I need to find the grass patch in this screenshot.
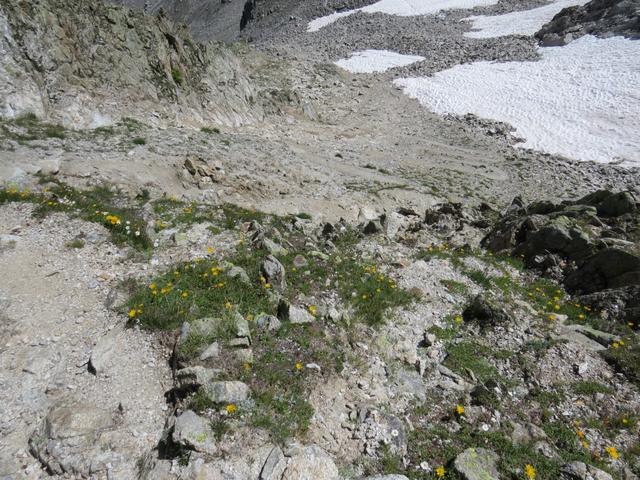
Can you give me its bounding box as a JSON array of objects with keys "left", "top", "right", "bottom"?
[
  {"left": 0, "top": 113, "right": 66, "bottom": 144},
  {"left": 201, "top": 127, "right": 220, "bottom": 134},
  {"left": 132, "top": 137, "right": 146, "bottom": 145},
  {"left": 65, "top": 238, "right": 85, "bottom": 249},
  {"left": 126, "top": 245, "right": 272, "bottom": 331},
  {"left": 571, "top": 381, "right": 613, "bottom": 396},
  {"left": 171, "top": 67, "right": 183, "bottom": 85},
  {"left": 442, "top": 341, "right": 501, "bottom": 383},
  {"left": 601, "top": 336, "right": 640, "bottom": 387},
  {"left": 1, "top": 181, "right": 151, "bottom": 250}
]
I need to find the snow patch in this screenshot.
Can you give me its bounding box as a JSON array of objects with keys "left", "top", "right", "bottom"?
[
  {"left": 307, "top": 0, "right": 499, "bottom": 32},
  {"left": 393, "top": 36, "right": 640, "bottom": 165},
  {"left": 463, "top": 0, "right": 590, "bottom": 38},
  {"left": 335, "top": 50, "right": 425, "bottom": 73}
]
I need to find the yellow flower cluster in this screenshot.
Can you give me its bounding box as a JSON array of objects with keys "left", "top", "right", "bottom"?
[
  {"left": 435, "top": 466, "right": 446, "bottom": 477},
  {"left": 260, "top": 276, "right": 272, "bottom": 289},
  {"left": 105, "top": 214, "right": 122, "bottom": 225},
  {"left": 525, "top": 463, "right": 536, "bottom": 479}
]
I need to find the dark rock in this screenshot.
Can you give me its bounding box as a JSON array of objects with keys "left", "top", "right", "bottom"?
[
  {"left": 536, "top": 0, "right": 640, "bottom": 46},
  {"left": 565, "top": 248, "right": 640, "bottom": 294},
  {"left": 463, "top": 295, "right": 511, "bottom": 328}
]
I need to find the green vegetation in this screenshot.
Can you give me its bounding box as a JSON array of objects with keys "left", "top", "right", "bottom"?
[
  {"left": 132, "top": 137, "right": 146, "bottom": 145},
  {"left": 171, "top": 67, "right": 183, "bottom": 85},
  {"left": 201, "top": 127, "right": 220, "bottom": 134},
  {"left": 1, "top": 180, "right": 151, "bottom": 250},
  {"left": 571, "top": 381, "right": 614, "bottom": 396},
  {"left": 440, "top": 279, "right": 468, "bottom": 295},
  {"left": 442, "top": 341, "right": 502, "bottom": 383},
  {"left": 602, "top": 336, "right": 640, "bottom": 387},
  {"left": 0, "top": 113, "right": 66, "bottom": 145}
]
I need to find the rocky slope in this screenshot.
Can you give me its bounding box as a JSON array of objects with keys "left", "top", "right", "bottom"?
[
  {"left": 0, "top": 0, "right": 265, "bottom": 128},
  {"left": 1, "top": 178, "right": 639, "bottom": 480},
  {"left": 1, "top": 0, "right": 640, "bottom": 479}
]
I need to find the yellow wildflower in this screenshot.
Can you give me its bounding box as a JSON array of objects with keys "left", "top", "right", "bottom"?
[
  {"left": 554, "top": 304, "right": 561, "bottom": 310},
  {"left": 581, "top": 440, "right": 589, "bottom": 449},
  {"left": 225, "top": 404, "right": 237, "bottom": 414},
  {"left": 576, "top": 430, "right": 585, "bottom": 439},
  {"left": 435, "top": 466, "right": 446, "bottom": 477},
  {"left": 612, "top": 342, "right": 620, "bottom": 349},
  {"left": 295, "top": 362, "right": 303, "bottom": 371},
  {"left": 605, "top": 446, "right": 619, "bottom": 460},
  {"left": 128, "top": 309, "right": 137, "bottom": 318},
  {"left": 225, "top": 302, "right": 233, "bottom": 309},
  {"left": 181, "top": 292, "right": 189, "bottom": 298},
  {"left": 308, "top": 305, "right": 317, "bottom": 315},
  {"left": 454, "top": 315, "right": 463, "bottom": 324},
  {"left": 207, "top": 247, "right": 215, "bottom": 254},
  {"left": 525, "top": 463, "right": 536, "bottom": 479},
  {"left": 456, "top": 405, "right": 465, "bottom": 415},
  {"left": 548, "top": 314, "right": 556, "bottom": 321}
]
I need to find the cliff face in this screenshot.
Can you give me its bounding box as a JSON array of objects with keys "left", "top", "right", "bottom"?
[
  {"left": 0, "top": 0, "right": 263, "bottom": 128},
  {"left": 107, "top": 0, "right": 254, "bottom": 42}
]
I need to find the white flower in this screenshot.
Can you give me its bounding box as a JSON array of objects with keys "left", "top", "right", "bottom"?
[
  {"left": 135, "top": 231, "right": 140, "bottom": 237},
  {"left": 390, "top": 429, "right": 399, "bottom": 438},
  {"left": 420, "top": 461, "right": 431, "bottom": 471}
]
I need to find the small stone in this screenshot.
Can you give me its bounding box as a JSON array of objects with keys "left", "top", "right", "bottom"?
[
  {"left": 292, "top": 255, "right": 308, "bottom": 268},
  {"left": 172, "top": 232, "right": 188, "bottom": 246},
  {"left": 229, "top": 337, "right": 251, "bottom": 348},
  {"left": 281, "top": 445, "right": 339, "bottom": 480},
  {"left": 227, "top": 266, "right": 250, "bottom": 284}
]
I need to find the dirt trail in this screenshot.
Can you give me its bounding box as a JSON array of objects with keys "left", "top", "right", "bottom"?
[{"left": 0, "top": 203, "right": 171, "bottom": 479}]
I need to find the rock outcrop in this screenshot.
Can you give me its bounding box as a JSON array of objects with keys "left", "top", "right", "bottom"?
[
  {"left": 482, "top": 190, "right": 640, "bottom": 324},
  {"left": 0, "top": 0, "right": 262, "bottom": 128},
  {"left": 536, "top": 0, "right": 640, "bottom": 46}
]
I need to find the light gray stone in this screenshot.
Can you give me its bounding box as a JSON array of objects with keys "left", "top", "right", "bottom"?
[
  {"left": 261, "top": 255, "right": 286, "bottom": 290},
  {"left": 199, "top": 342, "right": 220, "bottom": 361},
  {"left": 282, "top": 445, "right": 339, "bottom": 480},
  {"left": 202, "top": 381, "right": 250, "bottom": 403},
  {"left": 173, "top": 410, "right": 216, "bottom": 455},
  {"left": 260, "top": 446, "right": 287, "bottom": 480},
  {"left": 256, "top": 314, "right": 282, "bottom": 331}
]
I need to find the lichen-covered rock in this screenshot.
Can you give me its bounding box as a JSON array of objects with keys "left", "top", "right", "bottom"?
[
  {"left": 453, "top": 448, "right": 500, "bottom": 480},
  {"left": 172, "top": 410, "right": 216, "bottom": 455}
]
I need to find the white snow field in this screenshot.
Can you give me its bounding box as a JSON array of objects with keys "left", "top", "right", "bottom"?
[
  {"left": 308, "top": 0, "right": 499, "bottom": 32},
  {"left": 335, "top": 50, "right": 425, "bottom": 73},
  {"left": 463, "top": 0, "right": 590, "bottom": 38},
  {"left": 394, "top": 36, "right": 640, "bottom": 165}
]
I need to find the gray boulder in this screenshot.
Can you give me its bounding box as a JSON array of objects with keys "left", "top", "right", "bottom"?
[
  {"left": 172, "top": 410, "right": 216, "bottom": 455},
  {"left": 261, "top": 255, "right": 286, "bottom": 290}
]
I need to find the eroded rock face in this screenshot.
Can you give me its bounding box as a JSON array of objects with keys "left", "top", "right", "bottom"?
[
  {"left": 0, "top": 0, "right": 262, "bottom": 128},
  {"left": 29, "top": 404, "right": 129, "bottom": 477}
]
